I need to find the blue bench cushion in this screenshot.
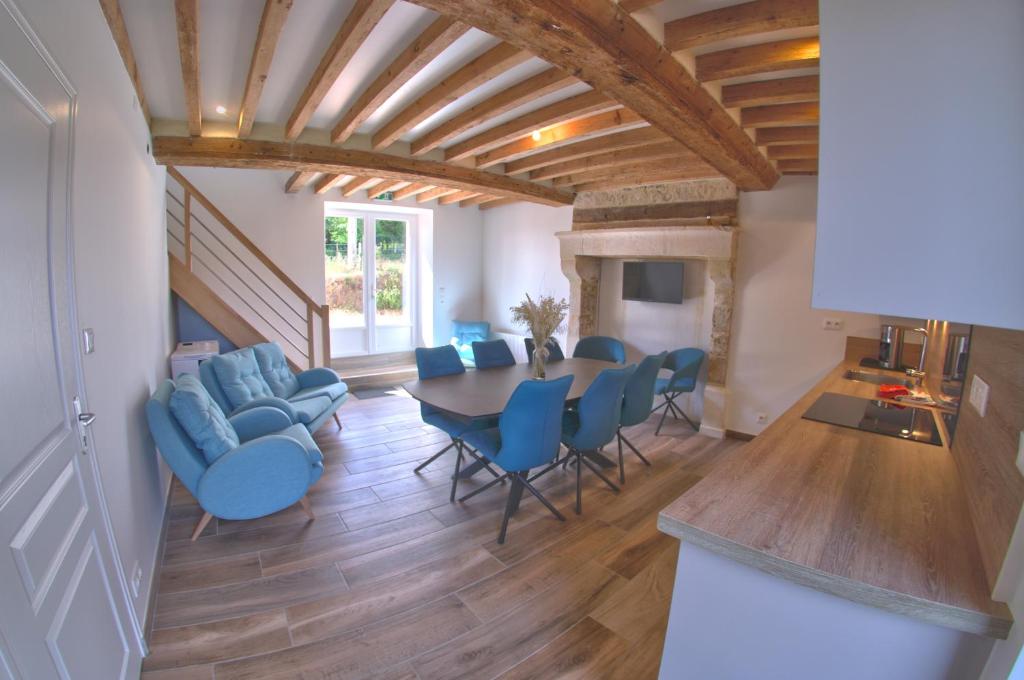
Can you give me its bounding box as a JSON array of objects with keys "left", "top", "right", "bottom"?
[
  {"left": 291, "top": 396, "right": 332, "bottom": 425},
  {"left": 291, "top": 382, "right": 348, "bottom": 402},
  {"left": 211, "top": 348, "right": 275, "bottom": 410},
  {"left": 253, "top": 342, "right": 300, "bottom": 399},
  {"left": 169, "top": 375, "right": 240, "bottom": 464}
]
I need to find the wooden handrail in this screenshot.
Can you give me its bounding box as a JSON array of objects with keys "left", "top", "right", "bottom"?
[{"left": 167, "top": 166, "right": 320, "bottom": 311}]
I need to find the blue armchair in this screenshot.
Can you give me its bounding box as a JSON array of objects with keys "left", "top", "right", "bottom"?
[
  {"left": 572, "top": 336, "right": 626, "bottom": 364},
  {"left": 617, "top": 352, "right": 667, "bottom": 482},
  {"left": 199, "top": 342, "right": 348, "bottom": 433},
  {"left": 450, "top": 320, "right": 491, "bottom": 366},
  {"left": 653, "top": 348, "right": 705, "bottom": 435},
  {"left": 146, "top": 375, "right": 324, "bottom": 541}
]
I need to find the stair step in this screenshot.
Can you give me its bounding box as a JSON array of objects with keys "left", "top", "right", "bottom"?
[{"left": 332, "top": 353, "right": 418, "bottom": 390}]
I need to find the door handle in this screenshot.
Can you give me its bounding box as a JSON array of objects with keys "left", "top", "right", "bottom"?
[{"left": 78, "top": 413, "right": 97, "bottom": 427}]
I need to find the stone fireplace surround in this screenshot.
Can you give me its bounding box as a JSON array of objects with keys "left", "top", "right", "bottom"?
[{"left": 557, "top": 181, "right": 738, "bottom": 438}]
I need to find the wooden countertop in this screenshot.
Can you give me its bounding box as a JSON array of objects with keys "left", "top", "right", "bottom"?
[{"left": 658, "top": 361, "right": 1013, "bottom": 639}]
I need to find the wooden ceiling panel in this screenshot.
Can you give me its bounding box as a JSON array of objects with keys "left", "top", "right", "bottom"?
[
  {"left": 173, "top": 0, "right": 201, "bottom": 136},
  {"left": 552, "top": 157, "right": 715, "bottom": 187},
  {"left": 573, "top": 166, "right": 721, "bottom": 192},
  {"left": 766, "top": 144, "right": 818, "bottom": 159},
  {"left": 754, "top": 125, "right": 818, "bottom": 145},
  {"left": 330, "top": 17, "right": 470, "bottom": 144},
  {"left": 721, "top": 75, "right": 818, "bottom": 108},
  {"left": 417, "top": 186, "right": 461, "bottom": 202},
  {"left": 393, "top": 182, "right": 435, "bottom": 199},
  {"left": 371, "top": 42, "right": 533, "bottom": 150},
  {"left": 531, "top": 143, "right": 694, "bottom": 181},
  {"left": 696, "top": 37, "right": 819, "bottom": 81},
  {"left": 285, "top": 0, "right": 394, "bottom": 140},
  {"left": 665, "top": 0, "right": 818, "bottom": 51},
  {"left": 438, "top": 190, "right": 480, "bottom": 205},
  {"left": 741, "top": 101, "right": 819, "bottom": 127},
  {"left": 238, "top": 0, "right": 293, "bottom": 137},
  {"left": 503, "top": 127, "right": 668, "bottom": 175}
]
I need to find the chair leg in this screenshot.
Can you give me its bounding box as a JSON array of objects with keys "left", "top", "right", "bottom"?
[
  {"left": 298, "top": 495, "right": 316, "bottom": 520},
  {"left": 190, "top": 512, "right": 213, "bottom": 542},
  {"left": 617, "top": 431, "right": 626, "bottom": 484},
  {"left": 575, "top": 449, "right": 583, "bottom": 515},
  {"left": 519, "top": 473, "right": 566, "bottom": 522},
  {"left": 333, "top": 412, "right": 343, "bottom": 430},
  {"left": 497, "top": 476, "right": 523, "bottom": 544},
  {"left": 527, "top": 455, "right": 565, "bottom": 483},
  {"left": 655, "top": 398, "right": 672, "bottom": 435},
  {"left": 464, "top": 448, "right": 503, "bottom": 479},
  {"left": 666, "top": 393, "right": 700, "bottom": 431},
  {"left": 680, "top": 410, "right": 700, "bottom": 431},
  {"left": 459, "top": 472, "right": 509, "bottom": 503},
  {"left": 580, "top": 455, "right": 621, "bottom": 494},
  {"left": 619, "top": 431, "right": 651, "bottom": 466},
  {"left": 449, "top": 443, "right": 464, "bottom": 503},
  {"left": 415, "top": 439, "right": 457, "bottom": 473}
]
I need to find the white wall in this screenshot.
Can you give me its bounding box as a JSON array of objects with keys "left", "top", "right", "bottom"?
[
  {"left": 177, "top": 167, "right": 483, "bottom": 349},
  {"left": 18, "top": 0, "right": 173, "bottom": 640},
  {"left": 814, "top": 0, "right": 1024, "bottom": 330},
  {"left": 729, "top": 177, "right": 879, "bottom": 434},
  {"left": 480, "top": 202, "right": 573, "bottom": 343}
]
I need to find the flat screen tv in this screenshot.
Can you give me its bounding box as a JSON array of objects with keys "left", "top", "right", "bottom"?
[{"left": 622, "top": 261, "right": 684, "bottom": 304}]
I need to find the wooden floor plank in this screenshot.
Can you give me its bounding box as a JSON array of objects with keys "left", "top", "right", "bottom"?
[
  {"left": 157, "top": 553, "right": 262, "bottom": 596},
  {"left": 143, "top": 610, "right": 291, "bottom": 671},
  {"left": 493, "top": 617, "right": 631, "bottom": 680},
  {"left": 591, "top": 545, "right": 678, "bottom": 644}
]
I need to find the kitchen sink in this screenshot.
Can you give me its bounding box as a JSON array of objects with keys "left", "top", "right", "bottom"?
[{"left": 842, "top": 370, "right": 916, "bottom": 388}]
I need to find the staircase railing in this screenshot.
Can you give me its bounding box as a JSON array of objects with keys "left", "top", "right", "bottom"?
[{"left": 165, "top": 166, "right": 330, "bottom": 368}]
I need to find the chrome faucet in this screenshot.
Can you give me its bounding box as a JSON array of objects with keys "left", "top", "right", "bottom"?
[{"left": 905, "top": 327, "right": 929, "bottom": 384}]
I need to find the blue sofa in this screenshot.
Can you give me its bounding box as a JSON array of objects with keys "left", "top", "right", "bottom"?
[
  {"left": 450, "top": 320, "right": 491, "bottom": 366},
  {"left": 200, "top": 342, "right": 348, "bottom": 433},
  {"left": 146, "top": 376, "right": 324, "bottom": 540}
]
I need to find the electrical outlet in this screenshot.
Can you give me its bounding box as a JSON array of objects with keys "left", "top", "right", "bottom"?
[
  {"left": 969, "top": 375, "right": 990, "bottom": 417},
  {"left": 755, "top": 413, "right": 767, "bottom": 424},
  {"left": 130, "top": 562, "right": 142, "bottom": 598},
  {"left": 1016, "top": 432, "right": 1024, "bottom": 477},
  {"left": 822, "top": 318, "right": 843, "bottom": 331}
]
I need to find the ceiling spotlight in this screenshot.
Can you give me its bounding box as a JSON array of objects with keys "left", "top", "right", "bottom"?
[
  {"left": 531, "top": 130, "right": 542, "bottom": 141},
  {"left": 215, "top": 105, "right": 227, "bottom": 115}
]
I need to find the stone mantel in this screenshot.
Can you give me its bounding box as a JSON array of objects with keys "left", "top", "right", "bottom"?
[{"left": 556, "top": 224, "right": 739, "bottom": 438}]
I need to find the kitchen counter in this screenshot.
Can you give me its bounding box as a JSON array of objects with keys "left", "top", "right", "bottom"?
[{"left": 658, "top": 360, "right": 1012, "bottom": 639}]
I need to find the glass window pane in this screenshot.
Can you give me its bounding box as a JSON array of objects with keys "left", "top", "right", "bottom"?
[
  {"left": 374, "top": 218, "right": 407, "bottom": 326},
  {"left": 325, "top": 216, "right": 365, "bottom": 328}
]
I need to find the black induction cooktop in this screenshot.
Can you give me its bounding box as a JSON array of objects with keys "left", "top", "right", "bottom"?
[{"left": 802, "top": 392, "right": 942, "bottom": 446}]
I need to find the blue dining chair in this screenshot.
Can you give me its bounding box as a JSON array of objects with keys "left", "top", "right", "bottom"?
[
  {"left": 413, "top": 345, "right": 499, "bottom": 500},
  {"left": 572, "top": 335, "right": 626, "bottom": 364},
  {"left": 616, "top": 352, "right": 668, "bottom": 483},
  {"left": 524, "top": 337, "right": 565, "bottom": 363},
  {"left": 531, "top": 365, "right": 635, "bottom": 514},
  {"left": 471, "top": 339, "right": 516, "bottom": 369},
  {"left": 459, "top": 375, "right": 575, "bottom": 543},
  {"left": 653, "top": 348, "right": 705, "bottom": 435}
]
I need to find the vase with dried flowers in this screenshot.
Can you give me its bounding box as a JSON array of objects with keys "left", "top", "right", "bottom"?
[{"left": 510, "top": 293, "right": 569, "bottom": 379}]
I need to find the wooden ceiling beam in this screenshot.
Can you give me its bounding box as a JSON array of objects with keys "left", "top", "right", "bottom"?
[
  {"left": 696, "top": 37, "right": 819, "bottom": 82},
  {"left": 665, "top": 0, "right": 818, "bottom": 51},
  {"left": 776, "top": 158, "right": 817, "bottom": 173},
  {"left": 284, "top": 170, "right": 317, "bottom": 193},
  {"left": 503, "top": 127, "right": 667, "bottom": 175},
  {"left": 479, "top": 198, "right": 519, "bottom": 210},
  {"left": 331, "top": 16, "right": 469, "bottom": 144},
  {"left": 99, "top": 0, "right": 151, "bottom": 125},
  {"left": 531, "top": 142, "right": 695, "bottom": 181},
  {"left": 417, "top": 187, "right": 461, "bottom": 203},
  {"left": 444, "top": 91, "right": 618, "bottom": 162},
  {"left": 755, "top": 125, "right": 818, "bottom": 145},
  {"left": 476, "top": 109, "right": 647, "bottom": 169},
  {"left": 368, "top": 180, "right": 410, "bottom": 198},
  {"left": 439, "top": 190, "right": 480, "bottom": 205},
  {"left": 372, "top": 42, "right": 533, "bottom": 150},
  {"left": 553, "top": 157, "right": 716, "bottom": 186},
  {"left": 173, "top": 0, "right": 201, "bottom": 136},
  {"left": 393, "top": 182, "right": 435, "bottom": 200},
  {"left": 342, "top": 176, "right": 381, "bottom": 197},
  {"left": 314, "top": 173, "right": 348, "bottom": 194},
  {"left": 766, "top": 144, "right": 818, "bottom": 160},
  {"left": 285, "top": 0, "right": 393, "bottom": 140},
  {"left": 721, "top": 75, "right": 818, "bottom": 108},
  {"left": 400, "top": 0, "right": 779, "bottom": 189},
  {"left": 741, "top": 101, "right": 819, "bottom": 127},
  {"left": 410, "top": 67, "right": 576, "bottom": 156},
  {"left": 238, "top": 0, "right": 293, "bottom": 137},
  {"left": 460, "top": 194, "right": 499, "bottom": 207},
  {"left": 573, "top": 199, "right": 739, "bottom": 229},
  {"left": 150, "top": 137, "right": 575, "bottom": 206}
]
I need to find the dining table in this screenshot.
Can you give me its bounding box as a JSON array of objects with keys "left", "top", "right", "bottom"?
[{"left": 402, "top": 357, "right": 622, "bottom": 478}]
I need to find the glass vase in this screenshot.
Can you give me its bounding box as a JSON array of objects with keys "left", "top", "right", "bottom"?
[{"left": 532, "top": 345, "right": 547, "bottom": 379}]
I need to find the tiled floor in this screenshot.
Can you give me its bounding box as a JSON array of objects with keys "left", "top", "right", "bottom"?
[{"left": 141, "top": 387, "right": 741, "bottom": 679}]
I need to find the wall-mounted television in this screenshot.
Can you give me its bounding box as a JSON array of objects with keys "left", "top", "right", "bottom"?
[{"left": 622, "top": 261, "right": 684, "bottom": 304}]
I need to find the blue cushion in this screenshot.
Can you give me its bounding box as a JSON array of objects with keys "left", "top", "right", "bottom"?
[
  {"left": 452, "top": 320, "right": 490, "bottom": 345},
  {"left": 292, "top": 383, "right": 348, "bottom": 402},
  {"left": 168, "top": 375, "right": 240, "bottom": 464},
  {"left": 655, "top": 376, "right": 696, "bottom": 395},
  {"left": 253, "top": 342, "right": 300, "bottom": 399},
  {"left": 210, "top": 348, "right": 275, "bottom": 410},
  {"left": 291, "top": 396, "right": 332, "bottom": 425}
]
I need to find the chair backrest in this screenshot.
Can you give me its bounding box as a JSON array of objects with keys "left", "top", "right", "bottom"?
[
  {"left": 451, "top": 320, "right": 490, "bottom": 345},
  {"left": 664, "top": 348, "right": 705, "bottom": 393},
  {"left": 621, "top": 352, "right": 668, "bottom": 427},
  {"left": 572, "top": 335, "right": 626, "bottom": 364},
  {"left": 569, "top": 365, "right": 635, "bottom": 450},
  {"left": 414, "top": 345, "right": 466, "bottom": 417},
  {"left": 472, "top": 339, "right": 516, "bottom": 369},
  {"left": 204, "top": 346, "right": 275, "bottom": 411},
  {"left": 145, "top": 380, "right": 209, "bottom": 496},
  {"left": 495, "top": 375, "right": 574, "bottom": 471},
  {"left": 199, "top": 359, "right": 233, "bottom": 414},
  {"left": 252, "top": 342, "right": 299, "bottom": 398},
  {"left": 524, "top": 337, "right": 565, "bottom": 363}
]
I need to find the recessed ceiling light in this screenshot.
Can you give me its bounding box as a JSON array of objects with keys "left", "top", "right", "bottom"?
[
  {"left": 215, "top": 105, "right": 227, "bottom": 115},
  {"left": 531, "top": 130, "right": 542, "bottom": 141}
]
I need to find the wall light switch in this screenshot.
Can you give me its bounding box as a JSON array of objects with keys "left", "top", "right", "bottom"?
[
  {"left": 822, "top": 318, "right": 843, "bottom": 331},
  {"left": 82, "top": 328, "right": 95, "bottom": 354},
  {"left": 969, "top": 375, "right": 990, "bottom": 417}
]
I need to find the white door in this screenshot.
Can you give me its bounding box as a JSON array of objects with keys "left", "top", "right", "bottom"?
[
  {"left": 0, "top": 4, "right": 140, "bottom": 678},
  {"left": 326, "top": 211, "right": 416, "bottom": 356}
]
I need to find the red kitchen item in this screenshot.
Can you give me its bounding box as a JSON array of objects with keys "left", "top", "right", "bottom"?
[{"left": 878, "top": 384, "right": 910, "bottom": 399}]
